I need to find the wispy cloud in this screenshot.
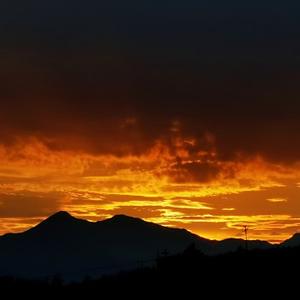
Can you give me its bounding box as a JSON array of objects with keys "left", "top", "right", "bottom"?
[{"left": 267, "top": 198, "right": 288, "bottom": 203}]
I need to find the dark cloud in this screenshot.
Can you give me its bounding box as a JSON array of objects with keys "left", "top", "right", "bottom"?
[
  {"left": 1, "top": 1, "right": 300, "bottom": 162},
  {"left": 167, "top": 160, "right": 221, "bottom": 183}
]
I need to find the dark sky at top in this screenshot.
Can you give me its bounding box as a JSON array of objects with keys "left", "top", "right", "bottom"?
[{"left": 1, "top": 1, "right": 300, "bottom": 162}]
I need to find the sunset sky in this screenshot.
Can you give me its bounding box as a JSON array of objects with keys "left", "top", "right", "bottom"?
[{"left": 1, "top": 1, "right": 300, "bottom": 243}]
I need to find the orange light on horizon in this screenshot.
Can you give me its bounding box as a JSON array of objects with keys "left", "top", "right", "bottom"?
[{"left": 0, "top": 137, "right": 299, "bottom": 243}]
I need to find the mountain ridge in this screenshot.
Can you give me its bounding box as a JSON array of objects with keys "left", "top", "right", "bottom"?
[
  {"left": 1, "top": 211, "right": 295, "bottom": 245},
  {"left": 0, "top": 211, "right": 298, "bottom": 280}
]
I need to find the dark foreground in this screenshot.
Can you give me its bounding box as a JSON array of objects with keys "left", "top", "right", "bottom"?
[{"left": 0, "top": 245, "right": 298, "bottom": 297}]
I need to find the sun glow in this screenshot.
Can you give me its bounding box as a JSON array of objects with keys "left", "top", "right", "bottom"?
[{"left": 0, "top": 137, "right": 299, "bottom": 242}]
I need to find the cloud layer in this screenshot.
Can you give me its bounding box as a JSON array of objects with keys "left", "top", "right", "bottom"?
[{"left": 0, "top": 1, "right": 300, "bottom": 241}]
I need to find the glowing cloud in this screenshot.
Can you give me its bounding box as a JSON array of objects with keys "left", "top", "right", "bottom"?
[
  {"left": 0, "top": 136, "right": 299, "bottom": 242},
  {"left": 267, "top": 198, "right": 288, "bottom": 203}
]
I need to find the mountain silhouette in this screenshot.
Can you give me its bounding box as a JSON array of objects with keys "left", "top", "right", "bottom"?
[
  {"left": 212, "top": 238, "right": 272, "bottom": 255},
  {"left": 281, "top": 233, "right": 300, "bottom": 248},
  {"left": 0, "top": 211, "right": 294, "bottom": 280},
  {"left": 0, "top": 212, "right": 211, "bottom": 280}
]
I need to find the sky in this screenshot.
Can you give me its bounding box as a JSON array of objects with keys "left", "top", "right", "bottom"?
[{"left": 0, "top": 1, "right": 300, "bottom": 242}]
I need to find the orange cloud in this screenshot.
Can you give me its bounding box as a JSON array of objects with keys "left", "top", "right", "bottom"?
[{"left": 0, "top": 136, "right": 299, "bottom": 242}]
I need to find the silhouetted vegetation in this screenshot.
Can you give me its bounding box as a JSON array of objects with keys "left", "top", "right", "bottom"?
[{"left": 0, "top": 245, "right": 299, "bottom": 296}]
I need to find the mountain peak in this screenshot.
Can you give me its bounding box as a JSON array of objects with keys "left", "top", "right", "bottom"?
[
  {"left": 25, "top": 211, "right": 89, "bottom": 237},
  {"left": 32, "top": 211, "right": 77, "bottom": 230},
  {"left": 108, "top": 214, "right": 144, "bottom": 224},
  {"left": 47, "top": 211, "right": 74, "bottom": 222}
]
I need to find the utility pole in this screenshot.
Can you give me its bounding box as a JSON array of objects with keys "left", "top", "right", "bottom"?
[{"left": 243, "top": 225, "right": 249, "bottom": 251}]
